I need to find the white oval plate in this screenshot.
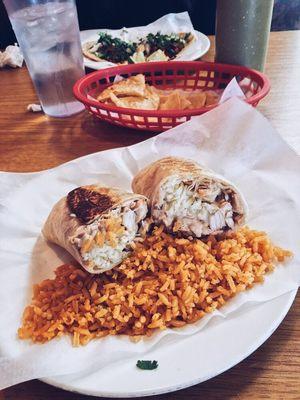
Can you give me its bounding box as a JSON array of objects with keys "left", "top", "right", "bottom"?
[
  {"left": 41, "top": 289, "right": 297, "bottom": 397},
  {"left": 80, "top": 29, "right": 210, "bottom": 70}
]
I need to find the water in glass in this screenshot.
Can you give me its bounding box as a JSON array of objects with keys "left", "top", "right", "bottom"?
[{"left": 9, "top": 1, "right": 85, "bottom": 117}]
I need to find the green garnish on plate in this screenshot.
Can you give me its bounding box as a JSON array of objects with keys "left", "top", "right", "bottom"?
[
  {"left": 95, "top": 32, "right": 137, "bottom": 63},
  {"left": 136, "top": 360, "right": 158, "bottom": 370},
  {"left": 144, "top": 32, "right": 192, "bottom": 59}
]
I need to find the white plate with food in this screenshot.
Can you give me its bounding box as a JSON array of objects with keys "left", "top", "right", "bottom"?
[
  {"left": 0, "top": 99, "right": 299, "bottom": 396},
  {"left": 81, "top": 30, "right": 210, "bottom": 70},
  {"left": 41, "top": 289, "right": 297, "bottom": 397},
  {"left": 80, "top": 12, "right": 210, "bottom": 70}
]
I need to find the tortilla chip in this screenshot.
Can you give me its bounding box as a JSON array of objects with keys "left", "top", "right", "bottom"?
[
  {"left": 97, "top": 74, "right": 146, "bottom": 102},
  {"left": 147, "top": 49, "right": 169, "bottom": 62},
  {"left": 130, "top": 50, "right": 146, "bottom": 63},
  {"left": 150, "top": 86, "right": 170, "bottom": 98},
  {"left": 145, "top": 87, "right": 160, "bottom": 108},
  {"left": 205, "top": 90, "right": 220, "bottom": 106},
  {"left": 179, "top": 90, "right": 192, "bottom": 110},
  {"left": 96, "top": 71, "right": 220, "bottom": 112},
  {"left": 159, "top": 91, "right": 181, "bottom": 110},
  {"left": 186, "top": 91, "right": 206, "bottom": 108},
  {"left": 109, "top": 93, "right": 158, "bottom": 110},
  {"left": 159, "top": 90, "right": 192, "bottom": 111}
]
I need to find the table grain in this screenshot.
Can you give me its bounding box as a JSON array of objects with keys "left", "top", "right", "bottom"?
[{"left": 0, "top": 31, "right": 299, "bottom": 400}]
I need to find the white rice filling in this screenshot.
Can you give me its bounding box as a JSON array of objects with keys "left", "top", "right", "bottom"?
[
  {"left": 83, "top": 227, "right": 137, "bottom": 272},
  {"left": 154, "top": 177, "right": 234, "bottom": 236},
  {"left": 74, "top": 201, "right": 147, "bottom": 272}
]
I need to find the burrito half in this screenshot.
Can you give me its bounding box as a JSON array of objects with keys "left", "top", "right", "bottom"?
[
  {"left": 42, "top": 186, "right": 148, "bottom": 273},
  {"left": 132, "top": 157, "right": 247, "bottom": 237}
]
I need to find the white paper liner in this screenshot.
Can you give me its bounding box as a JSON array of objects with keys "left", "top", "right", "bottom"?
[{"left": 0, "top": 98, "right": 299, "bottom": 389}]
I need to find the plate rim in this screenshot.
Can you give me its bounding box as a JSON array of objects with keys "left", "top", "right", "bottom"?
[
  {"left": 41, "top": 289, "right": 298, "bottom": 398},
  {"left": 80, "top": 29, "right": 211, "bottom": 70}
]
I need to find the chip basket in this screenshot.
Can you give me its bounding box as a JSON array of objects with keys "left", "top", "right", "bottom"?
[{"left": 73, "top": 61, "right": 270, "bottom": 132}]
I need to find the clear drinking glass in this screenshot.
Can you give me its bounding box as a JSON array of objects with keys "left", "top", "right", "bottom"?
[{"left": 3, "top": 0, "right": 85, "bottom": 117}]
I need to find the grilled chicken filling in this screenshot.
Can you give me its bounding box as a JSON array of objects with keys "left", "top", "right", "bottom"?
[
  {"left": 152, "top": 178, "right": 242, "bottom": 237},
  {"left": 72, "top": 199, "right": 147, "bottom": 272}
]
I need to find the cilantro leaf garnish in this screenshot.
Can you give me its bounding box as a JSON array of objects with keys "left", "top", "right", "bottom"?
[
  {"left": 144, "top": 32, "right": 192, "bottom": 59},
  {"left": 96, "top": 32, "right": 137, "bottom": 63},
  {"left": 136, "top": 360, "right": 158, "bottom": 370}
]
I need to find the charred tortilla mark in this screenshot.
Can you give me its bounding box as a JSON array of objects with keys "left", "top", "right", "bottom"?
[{"left": 67, "top": 188, "right": 113, "bottom": 224}]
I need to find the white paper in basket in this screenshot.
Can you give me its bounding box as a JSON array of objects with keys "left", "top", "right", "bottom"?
[
  {"left": 0, "top": 98, "right": 299, "bottom": 389},
  {"left": 82, "top": 12, "right": 200, "bottom": 68}
]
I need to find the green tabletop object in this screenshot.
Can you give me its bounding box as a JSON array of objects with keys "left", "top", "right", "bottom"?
[{"left": 215, "top": 0, "right": 274, "bottom": 71}]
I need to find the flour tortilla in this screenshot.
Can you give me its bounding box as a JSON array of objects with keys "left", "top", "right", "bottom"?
[
  {"left": 42, "top": 186, "right": 148, "bottom": 273},
  {"left": 132, "top": 157, "right": 248, "bottom": 237}
]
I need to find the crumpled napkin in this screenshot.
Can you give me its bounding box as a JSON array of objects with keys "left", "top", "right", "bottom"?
[
  {"left": 27, "top": 104, "right": 42, "bottom": 112},
  {"left": 0, "top": 44, "right": 23, "bottom": 68},
  {"left": 0, "top": 99, "right": 299, "bottom": 390}
]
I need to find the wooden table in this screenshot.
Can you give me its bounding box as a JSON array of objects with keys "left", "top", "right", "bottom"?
[{"left": 0, "top": 31, "right": 299, "bottom": 400}]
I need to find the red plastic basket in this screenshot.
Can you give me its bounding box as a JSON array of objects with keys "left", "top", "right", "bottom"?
[{"left": 73, "top": 61, "right": 270, "bottom": 132}]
